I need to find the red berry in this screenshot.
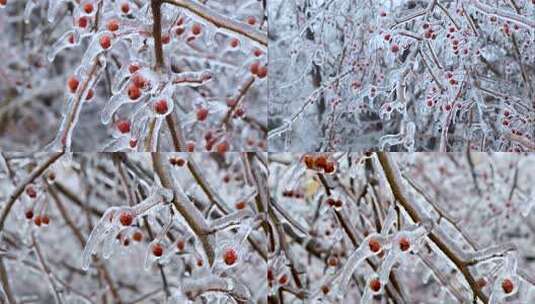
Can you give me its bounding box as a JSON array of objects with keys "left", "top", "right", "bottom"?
[
  {"left": 175, "top": 158, "right": 185, "bottom": 166},
  {"left": 68, "top": 34, "right": 75, "bottom": 44},
  {"left": 369, "top": 278, "right": 381, "bottom": 292},
  {"left": 477, "top": 278, "right": 487, "bottom": 288},
  {"left": 186, "top": 141, "right": 195, "bottom": 152},
  {"left": 247, "top": 16, "right": 256, "bottom": 25},
  {"left": 119, "top": 211, "right": 134, "bottom": 226},
  {"left": 323, "top": 161, "right": 335, "bottom": 174},
  {"left": 132, "top": 74, "right": 147, "bottom": 89},
  {"left": 234, "top": 107, "right": 244, "bottom": 116},
  {"left": 34, "top": 216, "right": 42, "bottom": 226},
  {"left": 216, "top": 141, "right": 229, "bottom": 154},
  {"left": 314, "top": 155, "right": 328, "bottom": 169},
  {"left": 325, "top": 198, "right": 336, "bottom": 207},
  {"left": 368, "top": 239, "right": 381, "bottom": 253},
  {"left": 175, "top": 27, "right": 185, "bottom": 36},
  {"left": 154, "top": 99, "right": 168, "bottom": 115},
  {"left": 161, "top": 35, "right": 170, "bottom": 44},
  {"left": 502, "top": 278, "right": 514, "bottom": 294},
  {"left": 127, "top": 84, "right": 141, "bottom": 100},
  {"left": 85, "top": 88, "right": 94, "bottom": 101},
  {"left": 176, "top": 239, "right": 185, "bottom": 251},
  {"left": 26, "top": 186, "right": 37, "bottom": 198},
  {"left": 321, "top": 285, "right": 330, "bottom": 294},
  {"left": 41, "top": 215, "right": 50, "bottom": 225},
  {"left": 384, "top": 33, "right": 391, "bottom": 41},
  {"left": 250, "top": 61, "right": 260, "bottom": 75},
  {"left": 235, "top": 201, "right": 246, "bottom": 210},
  {"left": 132, "top": 231, "right": 143, "bottom": 242},
  {"left": 399, "top": 237, "right": 410, "bottom": 251},
  {"left": 0, "top": 0, "right": 6, "bottom": 6},
  {"left": 253, "top": 49, "right": 263, "bottom": 57},
  {"left": 120, "top": 2, "right": 130, "bottom": 14},
  {"left": 99, "top": 35, "right": 111, "bottom": 49},
  {"left": 391, "top": 44, "right": 400, "bottom": 53},
  {"left": 78, "top": 16, "right": 88, "bottom": 28},
  {"left": 67, "top": 76, "right": 79, "bottom": 93},
  {"left": 257, "top": 65, "right": 267, "bottom": 79},
  {"left": 191, "top": 23, "right": 202, "bottom": 35},
  {"left": 25, "top": 209, "right": 34, "bottom": 219},
  {"left": 128, "top": 63, "right": 140, "bottom": 74},
  {"left": 129, "top": 138, "right": 138, "bottom": 148},
  {"left": 152, "top": 243, "right": 163, "bottom": 257},
  {"left": 230, "top": 38, "right": 239, "bottom": 48},
  {"left": 196, "top": 107, "right": 208, "bottom": 121},
  {"left": 83, "top": 3, "right": 93, "bottom": 14},
  {"left": 328, "top": 256, "right": 338, "bottom": 267},
  {"left": 116, "top": 120, "right": 130, "bottom": 134},
  {"left": 107, "top": 19, "right": 119, "bottom": 32},
  {"left": 278, "top": 274, "right": 288, "bottom": 285},
  {"left": 223, "top": 248, "right": 238, "bottom": 265},
  {"left": 303, "top": 154, "right": 314, "bottom": 169}
]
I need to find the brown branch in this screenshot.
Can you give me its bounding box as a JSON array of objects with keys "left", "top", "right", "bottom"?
[
  {"left": 151, "top": 0, "right": 165, "bottom": 70},
  {"left": 376, "top": 152, "right": 488, "bottom": 303},
  {"left": 151, "top": 153, "right": 215, "bottom": 265},
  {"left": 0, "top": 152, "right": 64, "bottom": 232}
]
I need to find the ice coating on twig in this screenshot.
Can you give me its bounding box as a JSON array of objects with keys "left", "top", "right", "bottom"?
[{"left": 81, "top": 186, "right": 173, "bottom": 270}]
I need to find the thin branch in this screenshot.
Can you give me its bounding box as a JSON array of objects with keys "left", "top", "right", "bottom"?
[
  {"left": 0, "top": 152, "right": 64, "bottom": 232},
  {"left": 162, "top": 0, "right": 267, "bottom": 46}
]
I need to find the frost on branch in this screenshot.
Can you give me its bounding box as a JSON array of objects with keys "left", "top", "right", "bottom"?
[
  {"left": 0, "top": 152, "right": 267, "bottom": 303},
  {"left": 0, "top": 0, "right": 267, "bottom": 151},
  {"left": 81, "top": 185, "right": 173, "bottom": 270},
  {"left": 268, "top": 0, "right": 535, "bottom": 152},
  {"left": 268, "top": 153, "right": 535, "bottom": 303}
]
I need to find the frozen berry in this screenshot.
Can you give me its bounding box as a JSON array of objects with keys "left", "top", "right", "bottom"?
[
  {"left": 132, "top": 231, "right": 143, "bottom": 242},
  {"left": 152, "top": 243, "right": 164, "bottom": 257},
  {"left": 99, "top": 35, "right": 111, "bottom": 49},
  {"left": 368, "top": 239, "right": 381, "bottom": 253},
  {"left": 127, "top": 84, "right": 141, "bottom": 100},
  {"left": 25, "top": 209, "right": 34, "bottom": 219},
  {"left": 119, "top": 211, "right": 134, "bottom": 226},
  {"left": 235, "top": 201, "right": 246, "bottom": 210},
  {"left": 216, "top": 141, "right": 229, "bottom": 154},
  {"left": 154, "top": 99, "right": 168, "bottom": 115},
  {"left": 223, "top": 248, "right": 238, "bottom": 265},
  {"left": 26, "top": 186, "right": 37, "bottom": 198},
  {"left": 230, "top": 38, "right": 239, "bottom": 48},
  {"left": 191, "top": 23, "right": 202, "bottom": 35},
  {"left": 128, "top": 63, "right": 140, "bottom": 74},
  {"left": 257, "top": 65, "right": 267, "bottom": 79},
  {"left": 399, "top": 237, "right": 410, "bottom": 251},
  {"left": 120, "top": 2, "right": 130, "bottom": 14},
  {"left": 250, "top": 61, "right": 260, "bottom": 75},
  {"left": 196, "top": 107, "right": 208, "bottom": 121},
  {"left": 83, "top": 3, "right": 93, "bottom": 14},
  {"left": 85, "top": 88, "right": 94, "bottom": 101},
  {"left": 369, "top": 278, "right": 381, "bottom": 292},
  {"left": 116, "top": 120, "right": 130, "bottom": 134},
  {"left": 502, "top": 278, "right": 514, "bottom": 294},
  {"left": 67, "top": 76, "right": 79, "bottom": 93},
  {"left": 78, "top": 16, "right": 88, "bottom": 28},
  {"left": 34, "top": 216, "right": 42, "bottom": 226},
  {"left": 176, "top": 239, "right": 185, "bottom": 251},
  {"left": 107, "top": 19, "right": 119, "bottom": 32}
]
